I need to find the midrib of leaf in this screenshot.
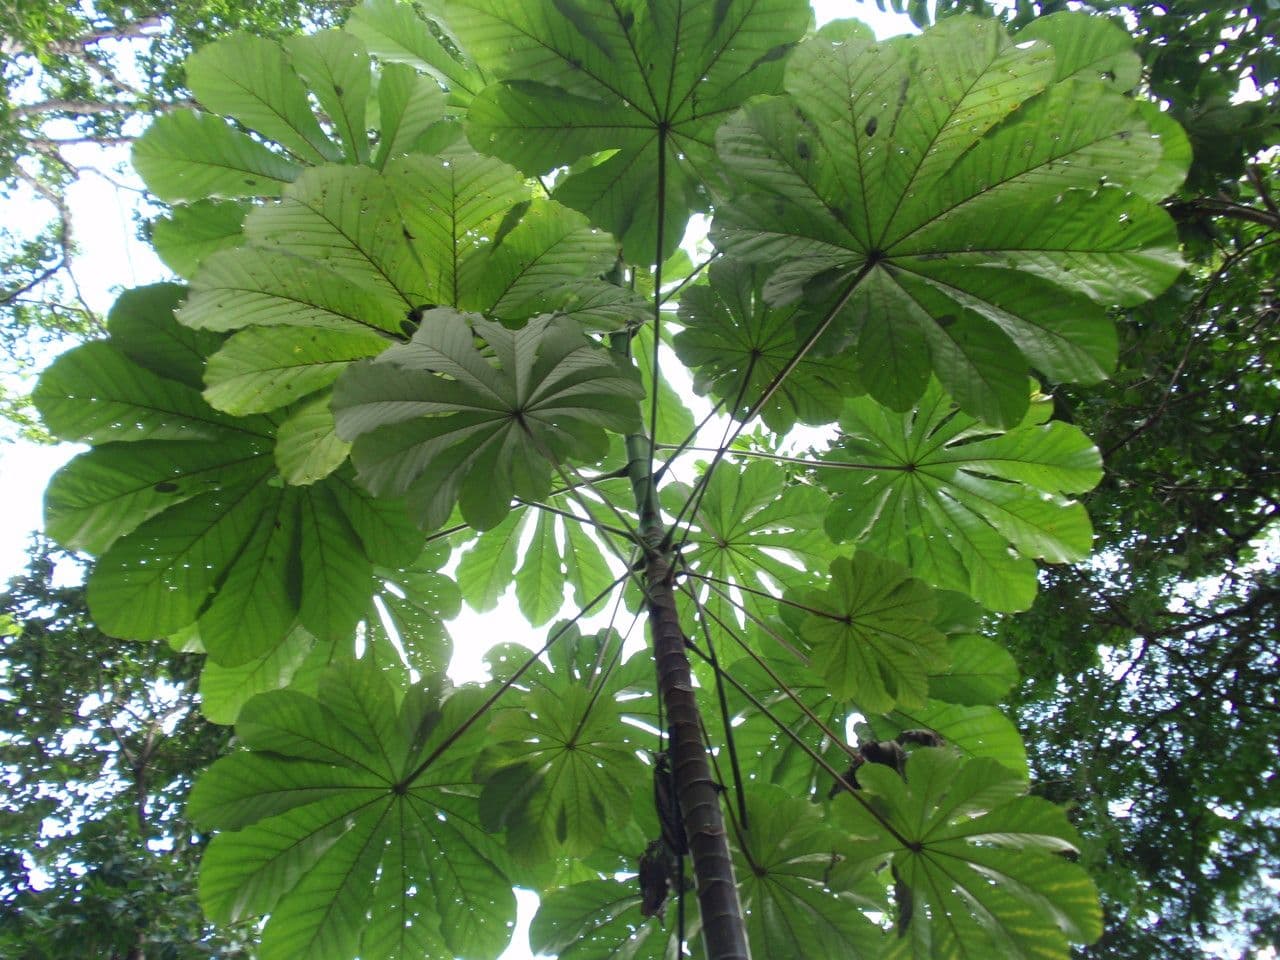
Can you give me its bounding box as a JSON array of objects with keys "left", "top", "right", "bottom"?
[
  {"left": 883, "top": 116, "right": 1141, "bottom": 253},
  {"left": 280, "top": 195, "right": 417, "bottom": 308},
  {"left": 210, "top": 66, "right": 332, "bottom": 165},
  {"left": 498, "top": 14, "right": 656, "bottom": 121},
  {"left": 210, "top": 276, "right": 399, "bottom": 337},
  {"left": 872, "top": 43, "right": 1032, "bottom": 251}
]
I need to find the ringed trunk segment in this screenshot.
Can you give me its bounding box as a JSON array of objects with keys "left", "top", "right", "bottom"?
[{"left": 646, "top": 550, "right": 752, "bottom": 960}]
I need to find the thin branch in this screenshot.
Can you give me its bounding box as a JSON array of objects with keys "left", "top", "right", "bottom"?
[
  {"left": 1247, "top": 164, "right": 1279, "bottom": 219},
  {"left": 514, "top": 496, "right": 635, "bottom": 542},
  {"left": 0, "top": 15, "right": 165, "bottom": 58},
  {"left": 1167, "top": 196, "right": 1280, "bottom": 233},
  {"left": 682, "top": 568, "right": 846, "bottom": 626},
  {"left": 659, "top": 249, "right": 721, "bottom": 306}
]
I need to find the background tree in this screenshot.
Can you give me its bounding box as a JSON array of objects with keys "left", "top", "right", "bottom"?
[
  {"left": 905, "top": 0, "right": 1280, "bottom": 953},
  {"left": 0, "top": 539, "right": 249, "bottom": 959}
]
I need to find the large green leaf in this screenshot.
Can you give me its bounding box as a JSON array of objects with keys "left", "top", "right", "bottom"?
[
  {"left": 792, "top": 553, "right": 950, "bottom": 714},
  {"left": 674, "top": 459, "right": 834, "bottom": 590},
  {"left": 675, "top": 260, "right": 863, "bottom": 431},
  {"left": 184, "top": 147, "right": 638, "bottom": 408},
  {"left": 712, "top": 14, "right": 1185, "bottom": 426},
  {"left": 347, "top": 0, "right": 489, "bottom": 106},
  {"left": 202, "top": 327, "right": 388, "bottom": 416},
  {"left": 286, "top": 30, "right": 373, "bottom": 165},
  {"left": 332, "top": 310, "right": 644, "bottom": 530},
  {"left": 529, "top": 879, "right": 684, "bottom": 960},
  {"left": 132, "top": 110, "right": 301, "bottom": 202},
  {"left": 821, "top": 382, "right": 1102, "bottom": 611},
  {"left": 185, "top": 33, "right": 343, "bottom": 165},
  {"left": 832, "top": 750, "right": 1101, "bottom": 958},
  {"left": 33, "top": 288, "right": 427, "bottom": 655},
  {"left": 737, "top": 787, "right": 883, "bottom": 958},
  {"left": 478, "top": 680, "right": 646, "bottom": 869},
  {"left": 150, "top": 200, "right": 250, "bottom": 279},
  {"left": 189, "top": 663, "right": 516, "bottom": 960},
  {"left": 448, "top": 0, "right": 811, "bottom": 262},
  {"left": 133, "top": 26, "right": 455, "bottom": 204}
]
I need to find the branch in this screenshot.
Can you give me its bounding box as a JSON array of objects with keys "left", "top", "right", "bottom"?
[
  {"left": 0, "top": 15, "right": 165, "bottom": 58},
  {"left": 1166, "top": 197, "right": 1280, "bottom": 233}
]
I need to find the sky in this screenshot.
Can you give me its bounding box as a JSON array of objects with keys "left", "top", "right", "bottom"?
[{"left": 0, "top": 3, "right": 914, "bottom": 957}]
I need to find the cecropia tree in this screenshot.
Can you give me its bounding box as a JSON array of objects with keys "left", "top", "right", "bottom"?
[{"left": 32, "top": 1, "right": 1187, "bottom": 958}]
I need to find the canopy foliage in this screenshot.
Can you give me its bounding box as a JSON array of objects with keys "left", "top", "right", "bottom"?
[{"left": 3, "top": 0, "right": 1276, "bottom": 958}]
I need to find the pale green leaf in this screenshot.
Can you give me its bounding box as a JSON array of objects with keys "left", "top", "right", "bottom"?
[
  {"left": 514, "top": 510, "right": 564, "bottom": 626},
  {"left": 133, "top": 110, "right": 301, "bottom": 202},
  {"left": 193, "top": 663, "right": 515, "bottom": 958},
  {"left": 712, "top": 15, "right": 1186, "bottom": 425},
  {"left": 675, "top": 260, "right": 862, "bottom": 431},
  {"left": 796, "top": 553, "right": 949, "bottom": 713},
  {"left": 275, "top": 394, "right": 351, "bottom": 485},
  {"left": 822, "top": 382, "right": 1102, "bottom": 611},
  {"left": 372, "top": 63, "right": 451, "bottom": 169},
  {"left": 186, "top": 33, "right": 340, "bottom": 164},
  {"left": 150, "top": 200, "right": 248, "bottom": 278},
  {"left": 831, "top": 750, "right": 1099, "bottom": 958},
  {"left": 347, "top": 0, "right": 489, "bottom": 105},
  {"left": 203, "top": 327, "right": 388, "bottom": 416},
  {"left": 286, "top": 30, "right": 372, "bottom": 164}
]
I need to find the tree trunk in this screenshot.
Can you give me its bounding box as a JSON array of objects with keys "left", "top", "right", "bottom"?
[
  {"left": 645, "top": 549, "right": 751, "bottom": 960},
  {"left": 618, "top": 414, "right": 751, "bottom": 959}
]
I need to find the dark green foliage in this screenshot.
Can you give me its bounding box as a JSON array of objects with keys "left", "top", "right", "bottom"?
[{"left": 0, "top": 539, "right": 248, "bottom": 958}]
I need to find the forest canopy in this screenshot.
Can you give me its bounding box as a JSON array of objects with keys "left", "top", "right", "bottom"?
[{"left": 2, "top": 1, "right": 1277, "bottom": 958}]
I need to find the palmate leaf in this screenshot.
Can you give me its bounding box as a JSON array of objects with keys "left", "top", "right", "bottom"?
[
  {"left": 665, "top": 460, "right": 832, "bottom": 660},
  {"left": 529, "top": 879, "right": 685, "bottom": 960},
  {"left": 447, "top": 0, "right": 811, "bottom": 262},
  {"left": 134, "top": 30, "right": 429, "bottom": 203},
  {"left": 32, "top": 287, "right": 427, "bottom": 659},
  {"left": 189, "top": 662, "right": 516, "bottom": 960},
  {"left": 332, "top": 310, "right": 645, "bottom": 531},
  {"left": 831, "top": 750, "right": 1101, "bottom": 958},
  {"left": 455, "top": 492, "right": 621, "bottom": 622},
  {"left": 724, "top": 630, "right": 1027, "bottom": 801},
  {"left": 793, "top": 553, "right": 950, "bottom": 714},
  {"left": 712, "top": 14, "right": 1186, "bottom": 426},
  {"left": 199, "top": 546, "right": 460, "bottom": 725},
  {"left": 477, "top": 626, "right": 652, "bottom": 875},
  {"left": 136, "top": 25, "right": 458, "bottom": 275},
  {"left": 185, "top": 148, "right": 640, "bottom": 417},
  {"left": 477, "top": 686, "right": 645, "bottom": 870},
  {"left": 674, "top": 260, "right": 863, "bottom": 432},
  {"left": 821, "top": 381, "right": 1102, "bottom": 611},
  {"left": 736, "top": 787, "right": 883, "bottom": 958}
]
